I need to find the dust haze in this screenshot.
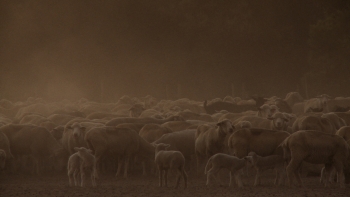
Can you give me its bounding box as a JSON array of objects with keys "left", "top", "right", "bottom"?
[{"left": 0, "top": 0, "right": 349, "bottom": 101}]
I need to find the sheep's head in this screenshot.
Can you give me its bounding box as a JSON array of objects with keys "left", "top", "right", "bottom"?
[
  {"left": 258, "top": 104, "right": 273, "bottom": 118},
  {"left": 216, "top": 119, "right": 234, "bottom": 135},
  {"left": 154, "top": 143, "right": 170, "bottom": 152},
  {"left": 243, "top": 156, "right": 253, "bottom": 166},
  {"left": 267, "top": 112, "right": 289, "bottom": 130},
  {"left": 74, "top": 147, "right": 93, "bottom": 154},
  {"left": 129, "top": 103, "right": 145, "bottom": 117},
  {"left": 69, "top": 122, "right": 86, "bottom": 141},
  {"left": 316, "top": 94, "right": 332, "bottom": 106}
]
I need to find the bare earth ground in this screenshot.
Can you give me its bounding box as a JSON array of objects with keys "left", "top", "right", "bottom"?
[{"left": 1, "top": 171, "right": 350, "bottom": 197}]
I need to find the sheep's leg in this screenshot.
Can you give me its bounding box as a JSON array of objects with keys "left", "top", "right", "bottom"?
[
  {"left": 175, "top": 170, "right": 181, "bottom": 189},
  {"left": 182, "top": 169, "right": 188, "bottom": 189},
  {"left": 280, "top": 169, "right": 286, "bottom": 186},
  {"left": 206, "top": 167, "right": 219, "bottom": 186},
  {"left": 206, "top": 168, "right": 212, "bottom": 186},
  {"left": 208, "top": 167, "right": 222, "bottom": 186},
  {"left": 274, "top": 170, "right": 279, "bottom": 185},
  {"left": 234, "top": 171, "right": 243, "bottom": 188},
  {"left": 80, "top": 165, "right": 85, "bottom": 187},
  {"left": 116, "top": 156, "right": 123, "bottom": 177},
  {"left": 158, "top": 167, "right": 163, "bottom": 187},
  {"left": 91, "top": 172, "right": 96, "bottom": 187},
  {"left": 35, "top": 158, "right": 41, "bottom": 175},
  {"left": 164, "top": 169, "right": 168, "bottom": 187},
  {"left": 74, "top": 170, "right": 80, "bottom": 186},
  {"left": 68, "top": 170, "right": 74, "bottom": 186},
  {"left": 31, "top": 157, "right": 39, "bottom": 175},
  {"left": 286, "top": 158, "right": 303, "bottom": 187},
  {"left": 254, "top": 170, "right": 260, "bottom": 186},
  {"left": 123, "top": 156, "right": 130, "bottom": 179},
  {"left": 195, "top": 153, "right": 201, "bottom": 176},
  {"left": 333, "top": 160, "right": 345, "bottom": 188},
  {"left": 95, "top": 156, "right": 102, "bottom": 178},
  {"left": 142, "top": 161, "right": 146, "bottom": 176},
  {"left": 294, "top": 164, "right": 304, "bottom": 187},
  {"left": 229, "top": 171, "right": 233, "bottom": 187}
]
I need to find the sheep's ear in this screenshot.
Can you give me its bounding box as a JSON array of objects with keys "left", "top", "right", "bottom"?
[
  {"left": 165, "top": 144, "right": 171, "bottom": 149},
  {"left": 216, "top": 121, "right": 222, "bottom": 127}
]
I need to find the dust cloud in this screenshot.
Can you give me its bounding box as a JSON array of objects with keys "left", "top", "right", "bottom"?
[{"left": 0, "top": 1, "right": 347, "bottom": 101}]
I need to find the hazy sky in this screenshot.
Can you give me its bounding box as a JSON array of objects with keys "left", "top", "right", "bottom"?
[{"left": 1, "top": 0, "right": 342, "bottom": 101}]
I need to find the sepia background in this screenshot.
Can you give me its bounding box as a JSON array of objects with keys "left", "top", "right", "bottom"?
[{"left": 0, "top": 0, "right": 349, "bottom": 101}]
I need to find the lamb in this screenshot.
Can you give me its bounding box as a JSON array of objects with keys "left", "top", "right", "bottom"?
[
  {"left": 204, "top": 153, "right": 247, "bottom": 187},
  {"left": 67, "top": 147, "right": 97, "bottom": 187},
  {"left": 154, "top": 143, "right": 187, "bottom": 189},
  {"left": 245, "top": 152, "right": 286, "bottom": 186}
]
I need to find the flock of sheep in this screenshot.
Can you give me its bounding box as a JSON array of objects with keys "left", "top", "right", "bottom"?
[{"left": 1, "top": 92, "right": 350, "bottom": 189}]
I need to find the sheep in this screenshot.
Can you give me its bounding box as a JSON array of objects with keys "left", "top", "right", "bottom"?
[
  {"left": 154, "top": 143, "right": 187, "bottom": 189},
  {"left": 67, "top": 147, "right": 97, "bottom": 187},
  {"left": 139, "top": 124, "right": 173, "bottom": 143},
  {"left": 258, "top": 112, "right": 289, "bottom": 131},
  {"left": 204, "top": 153, "right": 247, "bottom": 187},
  {"left": 245, "top": 152, "right": 286, "bottom": 186},
  {"left": 195, "top": 119, "right": 234, "bottom": 174},
  {"left": 257, "top": 104, "right": 275, "bottom": 118},
  {"left": 203, "top": 96, "right": 267, "bottom": 115},
  {"left": 304, "top": 94, "right": 332, "bottom": 113},
  {"left": 281, "top": 130, "right": 349, "bottom": 188},
  {"left": 284, "top": 92, "right": 304, "bottom": 108},
  {"left": 0, "top": 124, "right": 62, "bottom": 175},
  {"left": 85, "top": 126, "right": 155, "bottom": 178},
  {"left": 129, "top": 103, "right": 145, "bottom": 117},
  {"left": 234, "top": 120, "right": 252, "bottom": 129}
]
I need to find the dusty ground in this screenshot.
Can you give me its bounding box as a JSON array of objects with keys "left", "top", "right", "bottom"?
[{"left": 1, "top": 171, "right": 350, "bottom": 197}]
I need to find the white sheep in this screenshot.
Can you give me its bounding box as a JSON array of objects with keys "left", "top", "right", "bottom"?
[
  {"left": 204, "top": 153, "right": 247, "bottom": 187},
  {"left": 154, "top": 143, "right": 187, "bottom": 189},
  {"left": 67, "top": 147, "right": 97, "bottom": 187},
  {"left": 246, "top": 152, "right": 286, "bottom": 186}
]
